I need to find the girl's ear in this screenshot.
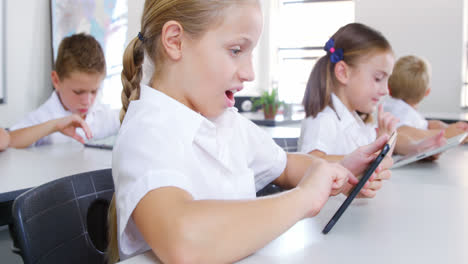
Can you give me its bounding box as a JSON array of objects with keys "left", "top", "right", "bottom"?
[
  {"left": 161, "top": 20, "right": 184, "bottom": 61},
  {"left": 334, "top": 60, "right": 350, "bottom": 84},
  {"left": 51, "top": 71, "right": 61, "bottom": 91}
]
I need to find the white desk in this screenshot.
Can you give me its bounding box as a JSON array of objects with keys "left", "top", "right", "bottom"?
[
  {"left": 0, "top": 142, "right": 112, "bottom": 204},
  {"left": 119, "top": 146, "right": 468, "bottom": 264}
]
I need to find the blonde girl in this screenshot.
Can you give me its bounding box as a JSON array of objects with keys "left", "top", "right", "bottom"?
[{"left": 108, "top": 3, "right": 392, "bottom": 263}]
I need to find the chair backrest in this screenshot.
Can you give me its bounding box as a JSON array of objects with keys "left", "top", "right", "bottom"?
[
  {"left": 273, "top": 137, "right": 298, "bottom": 153},
  {"left": 12, "top": 168, "right": 114, "bottom": 264}
]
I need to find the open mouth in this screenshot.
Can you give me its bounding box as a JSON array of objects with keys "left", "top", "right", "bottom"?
[
  {"left": 225, "top": 90, "right": 235, "bottom": 107},
  {"left": 225, "top": 87, "right": 242, "bottom": 108},
  {"left": 226, "top": 90, "right": 234, "bottom": 100}
]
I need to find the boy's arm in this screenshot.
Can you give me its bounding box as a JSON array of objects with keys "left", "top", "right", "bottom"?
[
  {"left": 395, "top": 126, "right": 447, "bottom": 156},
  {"left": 0, "top": 128, "right": 10, "bottom": 151},
  {"left": 9, "top": 114, "right": 92, "bottom": 148},
  {"left": 427, "top": 119, "right": 448, "bottom": 129}
]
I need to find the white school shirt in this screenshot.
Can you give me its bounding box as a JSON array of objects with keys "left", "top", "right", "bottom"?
[
  {"left": 112, "top": 85, "right": 287, "bottom": 260},
  {"left": 298, "top": 93, "right": 376, "bottom": 155},
  {"left": 382, "top": 96, "right": 428, "bottom": 130},
  {"left": 10, "top": 91, "right": 120, "bottom": 146}
]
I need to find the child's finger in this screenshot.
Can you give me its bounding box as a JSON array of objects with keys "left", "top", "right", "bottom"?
[
  {"left": 71, "top": 133, "right": 85, "bottom": 144},
  {"left": 359, "top": 188, "right": 376, "bottom": 198},
  {"left": 76, "top": 118, "right": 93, "bottom": 139},
  {"left": 377, "top": 104, "right": 383, "bottom": 126},
  {"left": 361, "top": 135, "right": 389, "bottom": 155},
  {"left": 377, "top": 169, "right": 392, "bottom": 181}
]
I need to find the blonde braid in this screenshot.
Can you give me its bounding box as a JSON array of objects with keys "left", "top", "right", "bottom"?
[
  {"left": 119, "top": 37, "right": 145, "bottom": 123},
  {"left": 106, "top": 195, "right": 119, "bottom": 264}
]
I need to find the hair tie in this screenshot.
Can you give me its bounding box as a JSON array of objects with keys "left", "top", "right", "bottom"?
[
  {"left": 137, "top": 32, "right": 145, "bottom": 42},
  {"left": 324, "top": 38, "right": 343, "bottom": 63}
]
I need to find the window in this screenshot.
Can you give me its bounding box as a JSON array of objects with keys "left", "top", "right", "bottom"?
[{"left": 271, "top": 0, "right": 355, "bottom": 104}]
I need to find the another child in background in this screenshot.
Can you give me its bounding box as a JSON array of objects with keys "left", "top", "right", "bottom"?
[
  {"left": 384, "top": 55, "right": 468, "bottom": 143},
  {"left": 0, "top": 128, "right": 9, "bottom": 151},
  {"left": 9, "top": 33, "right": 119, "bottom": 148},
  {"left": 299, "top": 23, "right": 399, "bottom": 159},
  {"left": 107, "top": 1, "right": 393, "bottom": 263}
]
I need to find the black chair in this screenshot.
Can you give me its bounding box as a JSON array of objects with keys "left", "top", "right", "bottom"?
[
  {"left": 11, "top": 169, "right": 114, "bottom": 264},
  {"left": 272, "top": 137, "right": 298, "bottom": 153},
  {"left": 256, "top": 137, "right": 299, "bottom": 197}
]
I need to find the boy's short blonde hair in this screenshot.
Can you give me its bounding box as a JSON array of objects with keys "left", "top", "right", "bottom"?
[
  {"left": 388, "top": 55, "right": 430, "bottom": 105},
  {"left": 55, "top": 33, "right": 106, "bottom": 80}
]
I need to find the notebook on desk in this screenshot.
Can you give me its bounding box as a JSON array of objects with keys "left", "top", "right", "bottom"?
[
  {"left": 84, "top": 136, "right": 116, "bottom": 150},
  {"left": 392, "top": 132, "right": 468, "bottom": 168}
]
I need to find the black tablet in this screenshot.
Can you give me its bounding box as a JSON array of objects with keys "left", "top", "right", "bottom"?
[{"left": 322, "top": 131, "right": 397, "bottom": 234}]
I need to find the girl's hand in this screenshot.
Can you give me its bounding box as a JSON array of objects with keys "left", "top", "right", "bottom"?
[
  {"left": 54, "top": 114, "right": 93, "bottom": 144},
  {"left": 376, "top": 104, "right": 399, "bottom": 138},
  {"left": 340, "top": 135, "right": 393, "bottom": 198},
  {"left": 298, "top": 159, "right": 357, "bottom": 218}
]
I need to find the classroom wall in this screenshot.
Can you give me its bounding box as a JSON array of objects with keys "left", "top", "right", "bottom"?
[
  {"left": 0, "top": 0, "right": 52, "bottom": 127},
  {"left": 355, "top": 0, "right": 467, "bottom": 114}
]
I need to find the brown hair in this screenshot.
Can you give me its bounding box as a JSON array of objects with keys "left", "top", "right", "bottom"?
[
  {"left": 303, "top": 23, "right": 392, "bottom": 118},
  {"left": 55, "top": 33, "right": 106, "bottom": 80},
  {"left": 388, "top": 55, "right": 430, "bottom": 105},
  {"left": 109, "top": 1, "right": 258, "bottom": 262}
]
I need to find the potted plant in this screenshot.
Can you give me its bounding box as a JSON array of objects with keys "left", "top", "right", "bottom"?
[{"left": 252, "top": 88, "right": 283, "bottom": 120}]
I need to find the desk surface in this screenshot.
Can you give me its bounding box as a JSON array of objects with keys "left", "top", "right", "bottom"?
[
  {"left": 119, "top": 145, "right": 468, "bottom": 264},
  {"left": 0, "top": 142, "right": 112, "bottom": 202}
]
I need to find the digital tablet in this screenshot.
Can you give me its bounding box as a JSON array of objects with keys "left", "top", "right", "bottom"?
[
  {"left": 84, "top": 135, "right": 116, "bottom": 150},
  {"left": 392, "top": 132, "right": 467, "bottom": 169},
  {"left": 322, "top": 131, "right": 397, "bottom": 234}
]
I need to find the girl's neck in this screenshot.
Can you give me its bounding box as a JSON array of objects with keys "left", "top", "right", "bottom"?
[{"left": 333, "top": 88, "right": 355, "bottom": 113}]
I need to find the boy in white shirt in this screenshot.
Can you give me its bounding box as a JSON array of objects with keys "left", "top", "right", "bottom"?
[
  {"left": 383, "top": 55, "right": 468, "bottom": 143},
  {"left": 9, "top": 33, "right": 119, "bottom": 148}
]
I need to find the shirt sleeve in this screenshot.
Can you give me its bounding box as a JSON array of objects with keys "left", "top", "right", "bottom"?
[
  {"left": 240, "top": 117, "right": 287, "bottom": 192},
  {"left": 113, "top": 123, "right": 194, "bottom": 257},
  {"left": 299, "top": 115, "right": 338, "bottom": 154},
  {"left": 92, "top": 106, "right": 121, "bottom": 139}
]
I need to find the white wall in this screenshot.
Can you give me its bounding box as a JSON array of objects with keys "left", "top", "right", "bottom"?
[
  {"left": 127, "top": 0, "right": 145, "bottom": 45},
  {"left": 0, "top": 0, "right": 52, "bottom": 127},
  {"left": 356, "top": 0, "right": 467, "bottom": 114}
]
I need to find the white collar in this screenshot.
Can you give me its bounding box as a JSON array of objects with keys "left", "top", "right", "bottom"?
[{"left": 330, "top": 93, "right": 367, "bottom": 129}]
